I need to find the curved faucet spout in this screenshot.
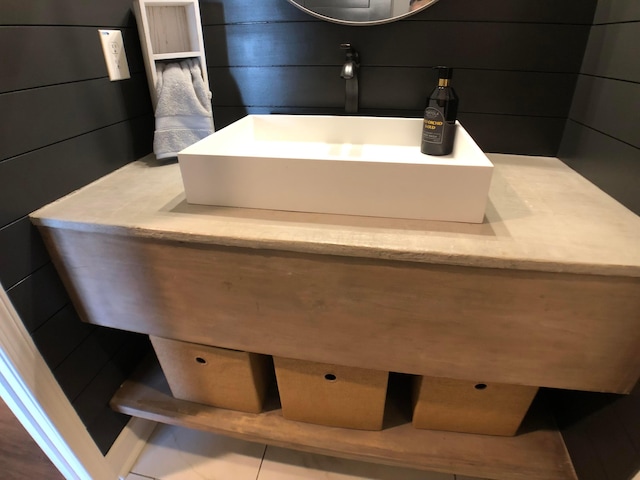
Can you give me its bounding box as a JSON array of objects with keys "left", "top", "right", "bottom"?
[
  {"left": 340, "top": 44, "right": 359, "bottom": 113},
  {"left": 341, "top": 62, "right": 355, "bottom": 80}
]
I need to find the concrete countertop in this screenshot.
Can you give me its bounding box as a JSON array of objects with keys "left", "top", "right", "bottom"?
[{"left": 31, "top": 153, "right": 640, "bottom": 277}]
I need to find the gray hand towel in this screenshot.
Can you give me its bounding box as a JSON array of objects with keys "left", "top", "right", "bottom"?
[{"left": 153, "top": 58, "right": 214, "bottom": 159}]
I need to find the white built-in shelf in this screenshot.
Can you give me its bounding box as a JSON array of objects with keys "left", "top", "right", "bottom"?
[
  {"left": 133, "top": 0, "right": 209, "bottom": 108},
  {"left": 153, "top": 51, "right": 201, "bottom": 61}
]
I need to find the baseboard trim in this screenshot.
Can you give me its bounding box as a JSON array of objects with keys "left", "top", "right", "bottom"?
[{"left": 106, "top": 417, "right": 157, "bottom": 480}]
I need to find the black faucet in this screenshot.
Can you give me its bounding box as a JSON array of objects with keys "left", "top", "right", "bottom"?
[{"left": 340, "top": 44, "right": 359, "bottom": 114}]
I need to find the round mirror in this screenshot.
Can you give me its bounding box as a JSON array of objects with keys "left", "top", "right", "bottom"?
[{"left": 286, "top": 0, "right": 440, "bottom": 25}]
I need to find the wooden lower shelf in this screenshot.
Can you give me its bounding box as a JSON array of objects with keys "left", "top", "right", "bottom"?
[{"left": 111, "top": 356, "right": 577, "bottom": 480}]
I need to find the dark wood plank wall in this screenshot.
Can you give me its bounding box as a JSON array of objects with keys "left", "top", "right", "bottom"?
[
  {"left": 559, "top": 0, "right": 640, "bottom": 216},
  {"left": 554, "top": 1, "right": 640, "bottom": 479},
  {"left": 201, "top": 0, "right": 596, "bottom": 156},
  {"left": 0, "top": 0, "right": 153, "bottom": 454}
]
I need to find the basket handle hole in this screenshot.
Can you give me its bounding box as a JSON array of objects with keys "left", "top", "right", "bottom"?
[
  {"left": 474, "top": 383, "right": 487, "bottom": 390},
  {"left": 324, "top": 373, "right": 337, "bottom": 381},
  {"left": 195, "top": 356, "right": 208, "bottom": 365}
]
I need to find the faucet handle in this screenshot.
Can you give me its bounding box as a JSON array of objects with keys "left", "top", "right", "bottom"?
[{"left": 340, "top": 43, "right": 359, "bottom": 63}]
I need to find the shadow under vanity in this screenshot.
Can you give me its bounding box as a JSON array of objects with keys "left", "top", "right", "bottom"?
[{"left": 30, "top": 153, "right": 640, "bottom": 480}]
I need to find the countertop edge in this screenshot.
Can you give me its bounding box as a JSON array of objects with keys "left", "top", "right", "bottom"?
[{"left": 30, "top": 216, "right": 640, "bottom": 278}]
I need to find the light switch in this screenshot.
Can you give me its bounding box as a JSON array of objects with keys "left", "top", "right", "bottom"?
[{"left": 98, "top": 29, "right": 131, "bottom": 81}]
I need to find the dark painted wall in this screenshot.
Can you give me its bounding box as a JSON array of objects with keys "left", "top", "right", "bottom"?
[
  {"left": 0, "top": 0, "right": 153, "bottom": 454},
  {"left": 558, "top": 0, "right": 640, "bottom": 215},
  {"left": 202, "top": 0, "right": 596, "bottom": 156},
  {"left": 555, "top": 382, "right": 640, "bottom": 480},
  {"left": 554, "top": 1, "right": 640, "bottom": 479},
  {"left": 3, "top": 0, "right": 638, "bottom": 468}
]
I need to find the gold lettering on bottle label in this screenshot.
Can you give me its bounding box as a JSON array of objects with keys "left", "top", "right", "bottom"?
[{"left": 422, "top": 108, "right": 444, "bottom": 144}]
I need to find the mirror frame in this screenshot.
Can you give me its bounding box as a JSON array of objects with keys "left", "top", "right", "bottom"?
[{"left": 286, "top": 0, "right": 440, "bottom": 26}]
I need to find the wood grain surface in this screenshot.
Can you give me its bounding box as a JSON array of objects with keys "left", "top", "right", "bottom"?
[
  {"left": 41, "top": 227, "right": 640, "bottom": 394},
  {"left": 0, "top": 398, "right": 63, "bottom": 480},
  {"left": 111, "top": 356, "right": 578, "bottom": 480}
]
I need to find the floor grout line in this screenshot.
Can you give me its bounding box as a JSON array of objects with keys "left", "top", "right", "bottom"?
[
  {"left": 255, "top": 444, "right": 268, "bottom": 480},
  {"left": 126, "top": 473, "right": 157, "bottom": 480},
  {"left": 125, "top": 424, "right": 480, "bottom": 480}
]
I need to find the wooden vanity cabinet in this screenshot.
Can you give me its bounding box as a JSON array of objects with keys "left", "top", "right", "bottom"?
[{"left": 31, "top": 154, "right": 640, "bottom": 480}]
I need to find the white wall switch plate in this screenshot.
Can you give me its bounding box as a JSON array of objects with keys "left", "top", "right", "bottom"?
[{"left": 98, "top": 29, "right": 131, "bottom": 81}]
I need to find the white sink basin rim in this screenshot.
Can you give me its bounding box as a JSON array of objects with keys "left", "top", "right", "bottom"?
[{"left": 178, "top": 115, "right": 494, "bottom": 223}]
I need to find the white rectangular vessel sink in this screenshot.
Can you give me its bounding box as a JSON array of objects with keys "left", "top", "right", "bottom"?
[{"left": 178, "top": 115, "right": 494, "bottom": 223}]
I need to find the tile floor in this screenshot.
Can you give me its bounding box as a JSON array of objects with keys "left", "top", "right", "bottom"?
[{"left": 126, "top": 423, "right": 486, "bottom": 480}]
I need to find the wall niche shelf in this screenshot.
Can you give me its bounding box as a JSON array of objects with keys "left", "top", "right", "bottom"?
[
  {"left": 111, "top": 356, "right": 577, "bottom": 480},
  {"left": 133, "top": 0, "right": 209, "bottom": 108},
  {"left": 152, "top": 51, "right": 200, "bottom": 60}
]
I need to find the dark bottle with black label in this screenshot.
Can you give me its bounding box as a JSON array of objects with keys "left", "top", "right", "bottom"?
[{"left": 421, "top": 66, "right": 458, "bottom": 156}]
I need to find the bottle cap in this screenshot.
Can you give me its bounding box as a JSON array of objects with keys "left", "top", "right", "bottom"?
[{"left": 435, "top": 66, "right": 453, "bottom": 80}]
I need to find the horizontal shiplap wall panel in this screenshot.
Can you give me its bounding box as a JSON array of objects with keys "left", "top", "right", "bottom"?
[
  {"left": 89, "top": 409, "right": 130, "bottom": 455},
  {"left": 32, "top": 306, "right": 95, "bottom": 370},
  {"left": 6, "top": 263, "right": 69, "bottom": 333},
  {"left": 0, "top": 26, "right": 144, "bottom": 93},
  {"left": 558, "top": 2, "right": 640, "bottom": 474},
  {"left": 204, "top": 22, "right": 590, "bottom": 71},
  {"left": 0, "top": 218, "right": 50, "bottom": 288},
  {"left": 594, "top": 0, "right": 640, "bottom": 23},
  {"left": 75, "top": 334, "right": 150, "bottom": 454},
  {"left": 363, "top": 70, "right": 576, "bottom": 116},
  {"left": 569, "top": 75, "right": 640, "bottom": 148},
  {"left": 73, "top": 361, "right": 130, "bottom": 429},
  {"left": 554, "top": 388, "right": 640, "bottom": 480},
  {"left": 1, "top": 0, "right": 154, "bottom": 457},
  {"left": 211, "top": 66, "right": 576, "bottom": 115},
  {"left": 213, "top": 106, "right": 563, "bottom": 156},
  {"left": 560, "top": 121, "right": 640, "bottom": 215},
  {"left": 581, "top": 23, "right": 640, "bottom": 81},
  {"left": 457, "top": 113, "right": 565, "bottom": 156},
  {"left": 611, "top": 382, "right": 640, "bottom": 454},
  {"left": 203, "top": 0, "right": 594, "bottom": 155},
  {"left": 72, "top": 334, "right": 149, "bottom": 426},
  {"left": 560, "top": 0, "right": 640, "bottom": 217},
  {"left": 412, "top": 0, "right": 597, "bottom": 23},
  {"left": 0, "top": 0, "right": 137, "bottom": 26},
  {"left": 0, "top": 74, "right": 151, "bottom": 161},
  {"left": 0, "top": 115, "right": 154, "bottom": 227},
  {"left": 200, "top": 0, "right": 308, "bottom": 24},
  {"left": 199, "top": 0, "right": 596, "bottom": 25},
  {"left": 54, "top": 327, "right": 131, "bottom": 402}
]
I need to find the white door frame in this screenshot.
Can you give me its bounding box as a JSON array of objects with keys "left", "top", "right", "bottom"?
[{"left": 0, "top": 283, "right": 154, "bottom": 479}]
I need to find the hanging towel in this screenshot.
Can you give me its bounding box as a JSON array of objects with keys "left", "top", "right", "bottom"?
[{"left": 153, "top": 58, "right": 214, "bottom": 160}]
